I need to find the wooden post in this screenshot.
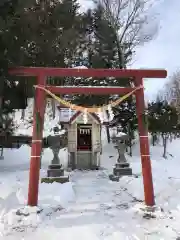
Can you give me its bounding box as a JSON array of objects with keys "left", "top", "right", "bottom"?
[
  {"left": 135, "top": 78, "right": 155, "bottom": 206},
  {"left": 27, "top": 73, "right": 46, "bottom": 206}
]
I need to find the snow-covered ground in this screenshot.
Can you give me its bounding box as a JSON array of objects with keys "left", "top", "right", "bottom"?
[{"left": 0, "top": 128, "right": 180, "bottom": 239}]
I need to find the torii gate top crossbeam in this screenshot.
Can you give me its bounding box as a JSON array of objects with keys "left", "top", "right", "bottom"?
[{"left": 9, "top": 67, "right": 167, "bottom": 79}]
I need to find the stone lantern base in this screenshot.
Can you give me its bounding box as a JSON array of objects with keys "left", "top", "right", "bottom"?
[
  {"left": 41, "top": 164, "right": 69, "bottom": 184},
  {"left": 113, "top": 162, "right": 132, "bottom": 176},
  {"left": 47, "top": 164, "right": 64, "bottom": 177},
  {"left": 41, "top": 176, "right": 69, "bottom": 184}
]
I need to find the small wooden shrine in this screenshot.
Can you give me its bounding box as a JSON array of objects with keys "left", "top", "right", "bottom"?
[{"left": 59, "top": 108, "right": 102, "bottom": 170}]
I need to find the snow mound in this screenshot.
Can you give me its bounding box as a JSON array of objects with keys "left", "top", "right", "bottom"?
[
  {"left": 0, "top": 182, "right": 75, "bottom": 236},
  {"left": 0, "top": 206, "right": 41, "bottom": 236},
  {"left": 1, "top": 145, "right": 68, "bottom": 169},
  {"left": 14, "top": 98, "right": 64, "bottom": 137}
]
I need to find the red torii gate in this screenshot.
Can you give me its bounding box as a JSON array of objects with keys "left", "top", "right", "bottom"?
[{"left": 9, "top": 67, "right": 167, "bottom": 207}]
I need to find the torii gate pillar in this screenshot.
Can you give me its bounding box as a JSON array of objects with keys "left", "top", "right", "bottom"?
[
  {"left": 28, "top": 73, "right": 46, "bottom": 206},
  {"left": 135, "top": 77, "right": 154, "bottom": 206}
]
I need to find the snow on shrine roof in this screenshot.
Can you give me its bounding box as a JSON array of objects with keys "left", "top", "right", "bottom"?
[
  {"left": 69, "top": 111, "right": 101, "bottom": 124},
  {"left": 73, "top": 65, "right": 88, "bottom": 69},
  {"left": 57, "top": 107, "right": 109, "bottom": 124}
]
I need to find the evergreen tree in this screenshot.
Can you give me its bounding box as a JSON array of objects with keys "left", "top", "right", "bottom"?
[
  {"left": 112, "top": 99, "right": 137, "bottom": 156},
  {"left": 148, "top": 99, "right": 178, "bottom": 158},
  {"left": 69, "top": 4, "right": 133, "bottom": 142},
  {"left": 72, "top": 4, "right": 132, "bottom": 106},
  {"left": 0, "top": 0, "right": 84, "bottom": 133},
  {"left": 72, "top": 5, "right": 118, "bottom": 106},
  {"left": 0, "top": 0, "right": 19, "bottom": 136},
  {"left": 3, "top": 0, "right": 83, "bottom": 96}
]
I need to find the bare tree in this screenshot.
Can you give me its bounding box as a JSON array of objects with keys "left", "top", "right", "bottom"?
[
  {"left": 93, "top": 0, "right": 160, "bottom": 65},
  {"left": 90, "top": 0, "right": 160, "bottom": 142},
  {"left": 162, "top": 70, "right": 180, "bottom": 117}
]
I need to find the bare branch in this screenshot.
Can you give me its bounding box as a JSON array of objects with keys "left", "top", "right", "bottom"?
[
  {"left": 93, "top": 0, "right": 159, "bottom": 53},
  {"left": 161, "top": 70, "right": 180, "bottom": 117}
]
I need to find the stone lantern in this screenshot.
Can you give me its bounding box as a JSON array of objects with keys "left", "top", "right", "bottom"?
[
  {"left": 110, "top": 132, "right": 132, "bottom": 180},
  {"left": 47, "top": 135, "right": 64, "bottom": 177},
  {"left": 41, "top": 132, "right": 69, "bottom": 184}
]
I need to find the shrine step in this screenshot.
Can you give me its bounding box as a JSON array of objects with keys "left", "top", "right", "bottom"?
[{"left": 41, "top": 176, "right": 69, "bottom": 184}]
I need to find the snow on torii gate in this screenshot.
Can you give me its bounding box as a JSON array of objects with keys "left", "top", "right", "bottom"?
[{"left": 9, "top": 67, "right": 167, "bottom": 207}]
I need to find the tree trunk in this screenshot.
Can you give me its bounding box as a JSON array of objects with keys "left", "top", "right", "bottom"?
[
  {"left": 128, "top": 139, "right": 132, "bottom": 156},
  {"left": 162, "top": 134, "right": 168, "bottom": 158},
  {"left": 105, "top": 109, "right": 111, "bottom": 143},
  {"left": 115, "top": 34, "right": 123, "bottom": 69},
  {"left": 170, "top": 133, "right": 173, "bottom": 142},
  {"left": 105, "top": 125, "right": 111, "bottom": 143},
  {"left": 125, "top": 139, "right": 128, "bottom": 152},
  {"left": 51, "top": 98, "right": 56, "bottom": 119},
  {"left": 21, "top": 109, "right": 25, "bottom": 120},
  {"left": 152, "top": 133, "right": 157, "bottom": 146},
  {"left": 128, "top": 124, "right": 132, "bottom": 156}
]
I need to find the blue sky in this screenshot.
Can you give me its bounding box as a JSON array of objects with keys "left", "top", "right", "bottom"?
[{"left": 79, "top": 0, "right": 180, "bottom": 100}]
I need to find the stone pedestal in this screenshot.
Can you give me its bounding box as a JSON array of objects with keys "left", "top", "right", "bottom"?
[
  {"left": 47, "top": 164, "right": 64, "bottom": 177},
  {"left": 113, "top": 163, "right": 132, "bottom": 176},
  {"left": 42, "top": 164, "right": 69, "bottom": 184},
  {"left": 109, "top": 133, "right": 132, "bottom": 181}
]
